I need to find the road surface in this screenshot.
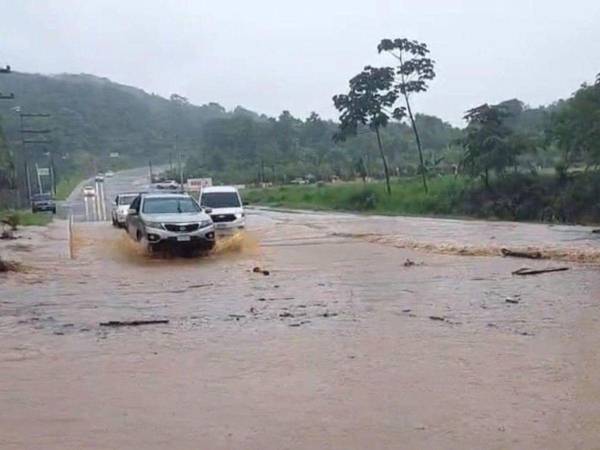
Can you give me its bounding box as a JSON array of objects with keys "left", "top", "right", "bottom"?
[
  {"left": 1, "top": 168, "right": 600, "bottom": 449},
  {"left": 60, "top": 166, "right": 155, "bottom": 223}
]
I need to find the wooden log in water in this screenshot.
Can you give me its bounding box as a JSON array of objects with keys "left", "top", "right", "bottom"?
[
  {"left": 99, "top": 320, "right": 169, "bottom": 327},
  {"left": 512, "top": 267, "right": 569, "bottom": 276},
  {"left": 501, "top": 248, "right": 543, "bottom": 259}
]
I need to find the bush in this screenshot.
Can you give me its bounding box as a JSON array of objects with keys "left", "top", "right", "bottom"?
[
  {"left": 2, "top": 212, "right": 20, "bottom": 230},
  {"left": 0, "top": 210, "right": 53, "bottom": 229},
  {"left": 346, "top": 188, "right": 378, "bottom": 210}
]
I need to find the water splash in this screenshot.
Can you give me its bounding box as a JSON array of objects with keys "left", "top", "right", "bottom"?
[{"left": 213, "top": 231, "right": 260, "bottom": 256}]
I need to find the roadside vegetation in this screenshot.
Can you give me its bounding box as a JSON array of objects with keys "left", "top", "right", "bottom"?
[
  {"left": 55, "top": 173, "right": 84, "bottom": 200},
  {"left": 0, "top": 210, "right": 53, "bottom": 228},
  {"left": 245, "top": 177, "right": 468, "bottom": 217},
  {"left": 245, "top": 172, "right": 600, "bottom": 224},
  {"left": 0, "top": 45, "right": 597, "bottom": 225}
]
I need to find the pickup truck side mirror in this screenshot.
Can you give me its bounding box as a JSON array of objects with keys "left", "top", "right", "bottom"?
[
  {"left": 128, "top": 208, "right": 138, "bottom": 215},
  {"left": 204, "top": 207, "right": 213, "bottom": 214}
]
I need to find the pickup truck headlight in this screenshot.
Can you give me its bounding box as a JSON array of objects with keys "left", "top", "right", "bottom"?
[
  {"left": 199, "top": 220, "right": 212, "bottom": 228},
  {"left": 145, "top": 221, "right": 163, "bottom": 230}
]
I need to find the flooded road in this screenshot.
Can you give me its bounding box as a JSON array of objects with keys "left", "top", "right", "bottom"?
[{"left": 1, "top": 171, "right": 599, "bottom": 449}]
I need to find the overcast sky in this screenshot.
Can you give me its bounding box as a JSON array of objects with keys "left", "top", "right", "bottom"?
[{"left": 3, "top": 0, "right": 599, "bottom": 125}]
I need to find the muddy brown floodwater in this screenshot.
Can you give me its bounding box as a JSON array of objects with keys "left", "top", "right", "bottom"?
[{"left": 1, "top": 209, "right": 600, "bottom": 449}]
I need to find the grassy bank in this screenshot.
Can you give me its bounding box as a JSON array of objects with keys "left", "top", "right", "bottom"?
[
  {"left": 1, "top": 210, "right": 53, "bottom": 228},
  {"left": 55, "top": 173, "right": 85, "bottom": 200},
  {"left": 244, "top": 177, "right": 469, "bottom": 216},
  {"left": 243, "top": 173, "right": 600, "bottom": 224}
]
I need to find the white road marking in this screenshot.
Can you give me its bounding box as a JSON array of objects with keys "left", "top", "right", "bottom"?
[
  {"left": 98, "top": 182, "right": 106, "bottom": 221},
  {"left": 84, "top": 196, "right": 90, "bottom": 221}
]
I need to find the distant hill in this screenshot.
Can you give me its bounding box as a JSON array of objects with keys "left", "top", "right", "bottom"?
[{"left": 0, "top": 72, "right": 230, "bottom": 174}]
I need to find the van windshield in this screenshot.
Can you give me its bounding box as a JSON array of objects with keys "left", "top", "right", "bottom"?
[
  {"left": 118, "top": 195, "right": 137, "bottom": 205},
  {"left": 201, "top": 192, "right": 241, "bottom": 208}
]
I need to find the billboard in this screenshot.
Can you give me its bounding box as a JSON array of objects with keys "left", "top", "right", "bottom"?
[{"left": 186, "top": 178, "right": 213, "bottom": 191}]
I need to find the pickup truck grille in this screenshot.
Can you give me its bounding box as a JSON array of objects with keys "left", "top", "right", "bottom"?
[
  {"left": 164, "top": 223, "right": 199, "bottom": 232},
  {"left": 211, "top": 214, "right": 236, "bottom": 223}
]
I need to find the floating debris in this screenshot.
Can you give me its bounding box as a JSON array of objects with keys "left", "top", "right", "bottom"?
[
  {"left": 501, "top": 248, "right": 543, "bottom": 259},
  {"left": 252, "top": 266, "right": 270, "bottom": 276},
  {"left": 99, "top": 320, "right": 169, "bottom": 327},
  {"left": 512, "top": 267, "right": 569, "bottom": 276},
  {"left": 429, "top": 316, "right": 446, "bottom": 322}
]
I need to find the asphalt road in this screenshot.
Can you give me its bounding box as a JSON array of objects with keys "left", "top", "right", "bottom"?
[{"left": 59, "top": 167, "right": 154, "bottom": 223}]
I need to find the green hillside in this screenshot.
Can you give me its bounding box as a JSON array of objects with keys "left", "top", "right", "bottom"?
[{"left": 0, "top": 72, "right": 228, "bottom": 179}]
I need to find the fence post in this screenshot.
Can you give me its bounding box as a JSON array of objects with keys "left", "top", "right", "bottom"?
[{"left": 68, "top": 215, "right": 74, "bottom": 259}]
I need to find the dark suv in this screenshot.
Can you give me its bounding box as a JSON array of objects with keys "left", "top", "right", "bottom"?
[{"left": 31, "top": 193, "right": 56, "bottom": 214}]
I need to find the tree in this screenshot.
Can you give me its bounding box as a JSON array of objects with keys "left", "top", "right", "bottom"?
[
  {"left": 0, "top": 118, "right": 15, "bottom": 189},
  {"left": 461, "top": 104, "right": 516, "bottom": 188},
  {"left": 301, "top": 112, "right": 335, "bottom": 176},
  {"left": 550, "top": 81, "right": 600, "bottom": 170},
  {"left": 333, "top": 66, "right": 399, "bottom": 195},
  {"left": 169, "top": 93, "right": 189, "bottom": 105},
  {"left": 354, "top": 156, "right": 368, "bottom": 184},
  {"left": 378, "top": 38, "right": 436, "bottom": 192}
]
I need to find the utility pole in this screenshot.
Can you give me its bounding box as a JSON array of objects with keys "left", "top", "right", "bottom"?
[
  {"left": 148, "top": 159, "right": 153, "bottom": 183},
  {"left": 0, "top": 64, "right": 16, "bottom": 207},
  {"left": 35, "top": 163, "right": 43, "bottom": 193},
  {"left": 175, "top": 134, "right": 184, "bottom": 191},
  {"left": 19, "top": 113, "right": 31, "bottom": 201},
  {"left": 19, "top": 112, "right": 52, "bottom": 200},
  {"left": 49, "top": 151, "right": 57, "bottom": 196}
]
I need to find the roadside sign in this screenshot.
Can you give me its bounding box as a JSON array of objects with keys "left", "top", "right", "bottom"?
[
  {"left": 37, "top": 167, "right": 50, "bottom": 176},
  {"left": 186, "top": 178, "right": 213, "bottom": 191}
]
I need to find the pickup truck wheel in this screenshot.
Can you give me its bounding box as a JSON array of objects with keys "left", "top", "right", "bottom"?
[{"left": 136, "top": 230, "right": 142, "bottom": 242}]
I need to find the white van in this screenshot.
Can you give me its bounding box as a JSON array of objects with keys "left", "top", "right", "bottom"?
[{"left": 199, "top": 186, "right": 246, "bottom": 232}]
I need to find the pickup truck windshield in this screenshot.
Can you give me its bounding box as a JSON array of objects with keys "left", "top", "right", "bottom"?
[
  {"left": 32, "top": 194, "right": 52, "bottom": 201},
  {"left": 201, "top": 192, "right": 240, "bottom": 208},
  {"left": 142, "top": 197, "right": 200, "bottom": 214}
]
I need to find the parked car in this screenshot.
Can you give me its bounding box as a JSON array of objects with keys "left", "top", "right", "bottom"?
[
  {"left": 199, "top": 186, "right": 246, "bottom": 232},
  {"left": 154, "top": 180, "right": 180, "bottom": 190},
  {"left": 111, "top": 192, "right": 139, "bottom": 228},
  {"left": 125, "top": 193, "right": 215, "bottom": 253},
  {"left": 31, "top": 193, "right": 56, "bottom": 214},
  {"left": 105, "top": 170, "right": 115, "bottom": 178},
  {"left": 83, "top": 185, "right": 96, "bottom": 196},
  {"left": 290, "top": 178, "right": 308, "bottom": 185}
]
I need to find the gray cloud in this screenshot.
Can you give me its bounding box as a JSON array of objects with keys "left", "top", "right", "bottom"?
[{"left": 3, "top": 0, "right": 599, "bottom": 125}]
